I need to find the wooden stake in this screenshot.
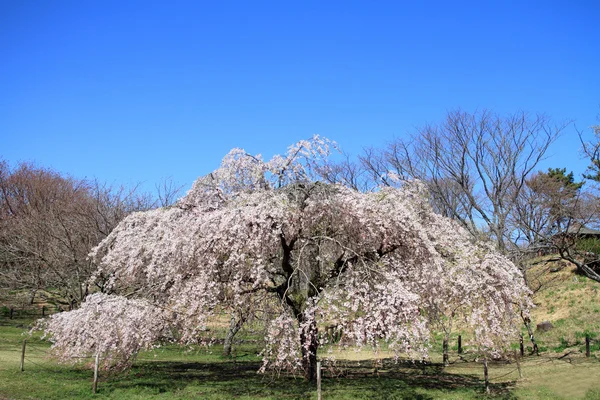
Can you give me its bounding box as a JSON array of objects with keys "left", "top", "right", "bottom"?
[
  {"left": 520, "top": 334, "right": 524, "bottom": 357},
  {"left": 92, "top": 353, "right": 100, "bottom": 394},
  {"left": 586, "top": 335, "right": 591, "bottom": 358},
  {"left": 513, "top": 350, "right": 522, "bottom": 378},
  {"left": 443, "top": 337, "right": 449, "bottom": 366},
  {"left": 483, "top": 357, "right": 490, "bottom": 394},
  {"left": 458, "top": 335, "right": 463, "bottom": 354},
  {"left": 20, "top": 340, "right": 26, "bottom": 372},
  {"left": 317, "top": 361, "right": 322, "bottom": 400}
]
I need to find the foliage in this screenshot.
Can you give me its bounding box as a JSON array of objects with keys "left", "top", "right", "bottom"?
[
  {"left": 576, "top": 238, "right": 600, "bottom": 255},
  {"left": 546, "top": 168, "right": 584, "bottom": 192}
]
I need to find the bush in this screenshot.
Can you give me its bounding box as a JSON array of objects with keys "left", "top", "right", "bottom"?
[{"left": 576, "top": 238, "right": 600, "bottom": 255}]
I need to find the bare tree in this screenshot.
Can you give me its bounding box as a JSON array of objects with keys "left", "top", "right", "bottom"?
[
  {"left": 361, "top": 109, "right": 568, "bottom": 253},
  {"left": 536, "top": 121, "right": 600, "bottom": 282},
  {"left": 155, "top": 177, "right": 185, "bottom": 208},
  {"left": 319, "top": 153, "right": 374, "bottom": 192},
  {"left": 552, "top": 199, "right": 600, "bottom": 283},
  {"left": 512, "top": 169, "right": 583, "bottom": 246},
  {"left": 512, "top": 167, "right": 600, "bottom": 282},
  {"left": 580, "top": 124, "right": 600, "bottom": 182},
  {"left": 0, "top": 161, "right": 156, "bottom": 307}
]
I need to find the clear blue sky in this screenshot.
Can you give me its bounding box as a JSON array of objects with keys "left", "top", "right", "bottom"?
[{"left": 1, "top": 0, "right": 598, "bottom": 192}]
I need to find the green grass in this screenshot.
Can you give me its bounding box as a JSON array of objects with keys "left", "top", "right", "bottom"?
[
  {"left": 0, "top": 316, "right": 507, "bottom": 399},
  {"left": 2, "top": 259, "right": 600, "bottom": 399},
  {"left": 2, "top": 316, "right": 600, "bottom": 399}
]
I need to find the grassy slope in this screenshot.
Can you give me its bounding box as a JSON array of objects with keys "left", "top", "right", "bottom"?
[
  {"left": 508, "top": 257, "right": 600, "bottom": 399},
  {"left": 526, "top": 258, "right": 600, "bottom": 353},
  {"left": 1, "top": 260, "right": 600, "bottom": 399}
]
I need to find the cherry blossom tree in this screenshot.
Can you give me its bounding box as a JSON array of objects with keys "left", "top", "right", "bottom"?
[{"left": 38, "top": 136, "right": 531, "bottom": 381}]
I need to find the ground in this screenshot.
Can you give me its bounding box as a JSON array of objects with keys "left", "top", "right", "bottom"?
[{"left": 1, "top": 258, "right": 600, "bottom": 399}]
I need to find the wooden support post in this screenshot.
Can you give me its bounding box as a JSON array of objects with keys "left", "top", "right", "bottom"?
[
  {"left": 520, "top": 334, "right": 524, "bottom": 357},
  {"left": 20, "top": 340, "right": 27, "bottom": 372},
  {"left": 10, "top": 308, "right": 14, "bottom": 319},
  {"left": 513, "top": 350, "right": 522, "bottom": 378},
  {"left": 443, "top": 337, "right": 449, "bottom": 366},
  {"left": 483, "top": 357, "right": 490, "bottom": 394},
  {"left": 42, "top": 306, "right": 45, "bottom": 317},
  {"left": 458, "top": 335, "right": 463, "bottom": 354},
  {"left": 586, "top": 335, "right": 591, "bottom": 358},
  {"left": 92, "top": 353, "right": 100, "bottom": 394},
  {"left": 317, "top": 361, "right": 322, "bottom": 400}
]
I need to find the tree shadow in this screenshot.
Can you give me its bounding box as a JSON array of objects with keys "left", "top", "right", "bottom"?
[{"left": 101, "top": 357, "right": 518, "bottom": 399}]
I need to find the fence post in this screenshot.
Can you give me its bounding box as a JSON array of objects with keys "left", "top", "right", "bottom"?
[
  {"left": 483, "top": 357, "right": 490, "bottom": 394},
  {"left": 586, "top": 335, "right": 591, "bottom": 358},
  {"left": 458, "top": 335, "right": 462, "bottom": 354},
  {"left": 10, "top": 308, "right": 14, "bottom": 319},
  {"left": 520, "top": 334, "right": 524, "bottom": 357},
  {"left": 92, "top": 353, "right": 100, "bottom": 394},
  {"left": 317, "top": 361, "right": 322, "bottom": 400},
  {"left": 20, "top": 340, "right": 27, "bottom": 372},
  {"left": 42, "top": 306, "right": 46, "bottom": 317},
  {"left": 513, "top": 350, "right": 522, "bottom": 378},
  {"left": 443, "top": 337, "right": 449, "bottom": 366}
]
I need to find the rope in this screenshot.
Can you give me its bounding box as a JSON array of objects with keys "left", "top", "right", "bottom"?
[
  {"left": 489, "top": 368, "right": 519, "bottom": 382},
  {"left": 25, "top": 344, "right": 51, "bottom": 355},
  {"left": 23, "top": 357, "right": 56, "bottom": 371}
]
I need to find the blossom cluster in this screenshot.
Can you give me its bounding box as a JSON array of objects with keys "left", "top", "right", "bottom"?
[{"left": 37, "top": 293, "right": 170, "bottom": 370}]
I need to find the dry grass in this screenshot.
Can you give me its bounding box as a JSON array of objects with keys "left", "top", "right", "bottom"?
[{"left": 524, "top": 256, "right": 600, "bottom": 355}]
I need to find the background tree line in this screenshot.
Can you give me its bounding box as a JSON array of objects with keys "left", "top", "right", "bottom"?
[{"left": 0, "top": 160, "right": 183, "bottom": 308}]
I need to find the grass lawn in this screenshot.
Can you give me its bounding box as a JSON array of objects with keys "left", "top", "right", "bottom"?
[
  {"left": 1, "top": 316, "right": 600, "bottom": 399},
  {"left": 2, "top": 261, "right": 600, "bottom": 400}
]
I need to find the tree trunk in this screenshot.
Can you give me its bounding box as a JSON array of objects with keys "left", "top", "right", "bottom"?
[
  {"left": 578, "top": 263, "right": 600, "bottom": 283},
  {"left": 558, "top": 252, "right": 600, "bottom": 283},
  {"left": 223, "top": 314, "right": 244, "bottom": 357},
  {"left": 28, "top": 290, "right": 37, "bottom": 305},
  {"left": 521, "top": 312, "right": 539, "bottom": 355},
  {"left": 299, "top": 317, "right": 319, "bottom": 382}
]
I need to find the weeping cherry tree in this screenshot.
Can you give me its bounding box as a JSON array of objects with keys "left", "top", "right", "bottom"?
[{"left": 38, "top": 136, "right": 531, "bottom": 381}]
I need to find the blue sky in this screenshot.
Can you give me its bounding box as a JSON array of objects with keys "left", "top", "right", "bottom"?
[{"left": 1, "top": 0, "right": 598, "bottom": 192}]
